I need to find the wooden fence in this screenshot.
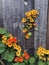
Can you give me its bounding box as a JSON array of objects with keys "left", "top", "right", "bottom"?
[{"left": 0, "top": 0, "right": 48, "bottom": 51}]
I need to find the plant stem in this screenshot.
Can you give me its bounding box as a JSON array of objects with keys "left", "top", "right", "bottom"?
[{"left": 0, "top": 60, "right": 5, "bottom": 65}]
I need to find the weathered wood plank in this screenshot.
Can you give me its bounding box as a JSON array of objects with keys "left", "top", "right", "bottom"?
[
  {"left": 34, "top": 0, "right": 48, "bottom": 50},
  {"left": 2, "top": 0, "right": 34, "bottom": 50},
  {"left": 46, "top": 0, "right": 49, "bottom": 49},
  {"left": 0, "top": 0, "right": 3, "bottom": 27},
  {"left": 24, "top": 0, "right": 34, "bottom": 49},
  {"left": 2, "top": 0, "right": 25, "bottom": 49}
]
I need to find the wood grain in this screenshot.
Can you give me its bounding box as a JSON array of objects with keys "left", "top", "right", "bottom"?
[
  {"left": 1, "top": 0, "right": 34, "bottom": 50},
  {"left": 34, "top": 0, "right": 48, "bottom": 50},
  {"left": 46, "top": 0, "right": 49, "bottom": 49}
]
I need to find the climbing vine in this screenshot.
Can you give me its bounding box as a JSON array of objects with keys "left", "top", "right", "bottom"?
[{"left": 21, "top": 9, "right": 39, "bottom": 39}]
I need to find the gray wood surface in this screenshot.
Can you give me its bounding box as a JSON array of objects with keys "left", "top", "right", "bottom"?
[
  {"left": 0, "top": 0, "right": 48, "bottom": 50},
  {"left": 34, "top": 0, "right": 48, "bottom": 50},
  {"left": 1, "top": 0, "right": 34, "bottom": 50},
  {"left": 0, "top": 0, "right": 3, "bottom": 27}
]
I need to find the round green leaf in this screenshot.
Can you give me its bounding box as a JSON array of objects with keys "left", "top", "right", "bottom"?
[
  {"left": 1, "top": 50, "right": 15, "bottom": 62},
  {"left": 13, "top": 62, "right": 19, "bottom": 65},
  {"left": 19, "top": 62, "right": 25, "bottom": 65},
  {"left": 7, "top": 53, "right": 15, "bottom": 62},
  {"left": 29, "top": 57, "right": 35, "bottom": 64},
  {"left": 6, "top": 62, "right": 13, "bottom": 65},
  {"left": 47, "top": 61, "right": 49, "bottom": 65},
  {"left": 1, "top": 50, "right": 9, "bottom": 60},
  {"left": 0, "top": 41, "right": 5, "bottom": 54},
  {"left": 28, "top": 32, "right": 32, "bottom": 36},
  {"left": 4, "top": 33, "right": 9, "bottom": 37},
  {"left": 24, "top": 59, "right": 28, "bottom": 64},
  {"left": 34, "top": 54, "right": 39, "bottom": 59},
  {"left": 38, "top": 60, "right": 46, "bottom": 65},
  {"left": 0, "top": 28, "right": 7, "bottom": 34}
]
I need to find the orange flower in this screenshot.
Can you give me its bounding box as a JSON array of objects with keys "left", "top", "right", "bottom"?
[
  {"left": 33, "top": 23, "right": 37, "bottom": 26},
  {"left": 14, "top": 57, "right": 19, "bottom": 62},
  {"left": 14, "top": 56, "right": 24, "bottom": 62},
  {"left": 18, "top": 56, "right": 24, "bottom": 62},
  {"left": 23, "top": 52, "right": 29, "bottom": 60},
  {"left": 6, "top": 37, "right": 17, "bottom": 45},
  {"left": 12, "top": 37, "right": 17, "bottom": 43}
]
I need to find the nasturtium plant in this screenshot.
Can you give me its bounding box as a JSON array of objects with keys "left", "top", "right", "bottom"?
[
  {"left": 37, "top": 60, "right": 46, "bottom": 65},
  {"left": 7, "top": 53, "right": 15, "bottom": 62},
  {"left": 24, "top": 59, "right": 28, "bottom": 65},
  {"left": 13, "top": 62, "right": 20, "bottom": 65},
  {"left": 0, "top": 8, "right": 49, "bottom": 65},
  {"left": 29, "top": 57, "right": 35, "bottom": 64},
  {"left": 0, "top": 41, "right": 5, "bottom": 54},
  {"left": 1, "top": 49, "right": 15, "bottom": 62},
  {"left": 6, "top": 62, "right": 13, "bottom": 65},
  {"left": 1, "top": 50, "right": 9, "bottom": 60},
  {"left": 4, "top": 33, "right": 10, "bottom": 37},
  {"left": 47, "top": 61, "right": 49, "bottom": 65},
  {"left": 0, "top": 28, "right": 7, "bottom": 34},
  {"left": 21, "top": 9, "right": 39, "bottom": 39},
  {"left": 19, "top": 62, "right": 25, "bottom": 65}
]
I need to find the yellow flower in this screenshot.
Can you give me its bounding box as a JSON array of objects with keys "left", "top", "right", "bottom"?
[
  {"left": 30, "top": 18, "right": 34, "bottom": 23},
  {"left": 39, "top": 56, "right": 42, "bottom": 59},
  {"left": 22, "top": 28, "right": 28, "bottom": 33},
  {"left": 32, "top": 15, "right": 37, "bottom": 18},
  {"left": 13, "top": 43, "right": 22, "bottom": 51},
  {"left": 30, "top": 10, "right": 39, "bottom": 15},
  {"left": 25, "top": 34, "right": 30, "bottom": 39},
  {"left": 38, "top": 46, "right": 43, "bottom": 51},
  {"left": 25, "top": 12, "right": 30, "bottom": 16},
  {"left": 2, "top": 37, "right": 7, "bottom": 44},
  {"left": 2, "top": 35, "right": 6, "bottom": 39},
  {"left": 47, "top": 57, "right": 49, "bottom": 61},
  {"left": 22, "top": 18, "right": 26, "bottom": 23},
  {"left": 30, "top": 10, "right": 36, "bottom": 15},
  {"left": 16, "top": 51, "right": 21, "bottom": 56},
  {"left": 9, "top": 34, "right": 13, "bottom": 37},
  {"left": 8, "top": 43, "right": 13, "bottom": 47},
  {"left": 37, "top": 47, "right": 46, "bottom": 55},
  {"left": 13, "top": 43, "right": 18, "bottom": 49},
  {"left": 26, "top": 16, "right": 32, "bottom": 19},
  {"left": 2, "top": 40, "right": 6, "bottom": 44},
  {"left": 42, "top": 58, "right": 46, "bottom": 61},
  {"left": 16, "top": 45, "right": 22, "bottom": 51},
  {"left": 4, "top": 37, "right": 7, "bottom": 40},
  {"left": 36, "top": 51, "right": 41, "bottom": 56},
  {"left": 46, "top": 50, "right": 49, "bottom": 54},
  {"left": 41, "top": 53, "right": 44, "bottom": 56}
]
